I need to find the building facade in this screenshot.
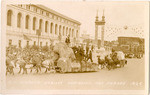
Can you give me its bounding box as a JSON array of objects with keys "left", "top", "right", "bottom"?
[
  {"left": 118, "top": 37, "right": 144, "bottom": 54},
  {"left": 6, "top": 4, "right": 81, "bottom": 48}
]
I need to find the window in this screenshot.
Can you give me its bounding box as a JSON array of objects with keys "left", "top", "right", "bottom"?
[
  {"left": 34, "top": 41, "right": 36, "bottom": 46},
  {"left": 17, "top": 13, "right": 22, "bottom": 28},
  {"left": 76, "top": 30, "right": 78, "bottom": 38},
  {"left": 41, "top": 10, "right": 43, "bottom": 14},
  {"left": 18, "top": 40, "right": 21, "bottom": 47},
  {"left": 46, "top": 12, "right": 49, "bottom": 16},
  {"left": 55, "top": 24, "right": 57, "bottom": 35},
  {"left": 25, "top": 15, "right": 29, "bottom": 29},
  {"left": 40, "top": 42, "right": 42, "bottom": 47},
  {"left": 33, "top": 17, "right": 36, "bottom": 30},
  {"left": 63, "top": 26, "right": 65, "bottom": 36},
  {"left": 50, "top": 23, "right": 53, "bottom": 34},
  {"left": 26, "top": 5, "right": 30, "bottom": 10},
  {"left": 9, "top": 39, "right": 12, "bottom": 46},
  {"left": 45, "top": 21, "right": 48, "bottom": 33},
  {"left": 7, "top": 10, "right": 12, "bottom": 26},
  {"left": 39, "top": 19, "right": 42, "bottom": 31},
  {"left": 35, "top": 8, "right": 37, "bottom": 12},
  {"left": 27, "top": 41, "right": 29, "bottom": 46},
  {"left": 18, "top": 4, "right": 22, "bottom": 7}
]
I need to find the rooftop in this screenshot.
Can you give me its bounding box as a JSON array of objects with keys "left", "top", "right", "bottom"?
[{"left": 34, "top": 4, "right": 81, "bottom": 25}]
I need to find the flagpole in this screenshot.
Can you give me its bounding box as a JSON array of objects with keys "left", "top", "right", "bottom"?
[{"left": 36, "top": 29, "right": 41, "bottom": 51}]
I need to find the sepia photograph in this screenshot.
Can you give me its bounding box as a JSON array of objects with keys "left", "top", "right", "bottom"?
[{"left": 0, "top": 0, "right": 149, "bottom": 95}]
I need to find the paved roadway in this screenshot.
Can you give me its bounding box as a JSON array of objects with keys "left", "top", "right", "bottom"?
[{"left": 6, "top": 57, "right": 145, "bottom": 90}]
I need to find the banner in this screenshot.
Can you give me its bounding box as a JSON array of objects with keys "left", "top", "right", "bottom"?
[{"left": 23, "top": 34, "right": 32, "bottom": 41}]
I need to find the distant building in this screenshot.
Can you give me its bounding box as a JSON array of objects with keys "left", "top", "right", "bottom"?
[
  {"left": 6, "top": 4, "right": 81, "bottom": 47},
  {"left": 118, "top": 37, "right": 144, "bottom": 54},
  {"left": 81, "top": 34, "right": 90, "bottom": 40}
]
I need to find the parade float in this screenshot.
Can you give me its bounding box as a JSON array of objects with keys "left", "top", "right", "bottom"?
[{"left": 53, "top": 42, "right": 99, "bottom": 73}]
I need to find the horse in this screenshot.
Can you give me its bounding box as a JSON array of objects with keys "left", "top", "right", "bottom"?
[
  {"left": 29, "top": 55, "right": 42, "bottom": 73},
  {"left": 105, "top": 55, "right": 115, "bottom": 70},
  {"left": 15, "top": 57, "right": 27, "bottom": 74},
  {"left": 98, "top": 56, "right": 106, "bottom": 69},
  {"left": 6, "top": 57, "right": 17, "bottom": 75},
  {"left": 41, "top": 59, "right": 55, "bottom": 73}
]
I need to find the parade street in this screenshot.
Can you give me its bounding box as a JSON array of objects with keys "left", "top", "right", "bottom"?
[{"left": 6, "top": 56, "right": 145, "bottom": 90}]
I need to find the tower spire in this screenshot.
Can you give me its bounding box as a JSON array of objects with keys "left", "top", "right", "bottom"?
[
  {"left": 97, "top": 9, "right": 98, "bottom": 17},
  {"left": 102, "top": 9, "right": 105, "bottom": 21},
  {"left": 95, "top": 9, "right": 99, "bottom": 21},
  {"left": 103, "top": 9, "right": 104, "bottom": 16}
]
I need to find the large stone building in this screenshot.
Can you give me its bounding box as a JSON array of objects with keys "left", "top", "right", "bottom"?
[
  {"left": 6, "top": 4, "right": 81, "bottom": 47},
  {"left": 118, "top": 37, "right": 144, "bottom": 54}
]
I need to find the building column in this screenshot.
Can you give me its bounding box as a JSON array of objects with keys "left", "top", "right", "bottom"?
[
  {"left": 42, "top": 19, "right": 45, "bottom": 36},
  {"left": 63, "top": 27, "right": 66, "bottom": 41},
  {"left": 53, "top": 23, "right": 55, "bottom": 37},
  {"left": 69, "top": 28, "right": 72, "bottom": 37},
  {"left": 63, "top": 26, "right": 66, "bottom": 37},
  {"left": 30, "top": 15, "right": 33, "bottom": 34},
  {"left": 13, "top": 10, "right": 17, "bottom": 30},
  {"left": 21, "top": 13, "right": 25, "bottom": 33},
  {"left": 61, "top": 25, "right": 63, "bottom": 35},
  {"left": 36, "top": 18, "right": 39, "bottom": 32},
  {"left": 101, "top": 25, "right": 105, "bottom": 47},
  {"left": 47, "top": 21, "right": 50, "bottom": 36},
  {"left": 95, "top": 24, "right": 98, "bottom": 43},
  {"left": 74, "top": 29, "right": 76, "bottom": 38}
]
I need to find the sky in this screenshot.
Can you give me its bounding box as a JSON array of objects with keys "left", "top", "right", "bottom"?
[{"left": 43, "top": 1, "right": 147, "bottom": 41}]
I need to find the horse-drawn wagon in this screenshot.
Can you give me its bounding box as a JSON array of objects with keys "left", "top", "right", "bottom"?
[{"left": 105, "top": 51, "right": 127, "bottom": 70}]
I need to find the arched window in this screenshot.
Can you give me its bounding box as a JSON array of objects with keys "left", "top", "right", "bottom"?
[
  {"left": 7, "top": 10, "right": 12, "bottom": 26},
  {"left": 39, "top": 19, "right": 43, "bottom": 32},
  {"left": 25, "top": 15, "right": 29, "bottom": 29},
  {"left": 45, "top": 21, "right": 48, "bottom": 33},
  {"left": 50, "top": 23, "right": 53, "bottom": 34},
  {"left": 33, "top": 17, "right": 36, "bottom": 30},
  {"left": 17, "top": 13, "right": 22, "bottom": 28},
  {"left": 55, "top": 24, "right": 57, "bottom": 35},
  {"left": 63, "top": 26, "right": 65, "bottom": 36}
]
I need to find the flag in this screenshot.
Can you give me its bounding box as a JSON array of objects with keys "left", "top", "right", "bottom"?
[
  {"left": 36, "top": 29, "right": 41, "bottom": 36},
  {"left": 49, "top": 38, "right": 54, "bottom": 42},
  {"left": 23, "top": 34, "right": 32, "bottom": 41}
]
